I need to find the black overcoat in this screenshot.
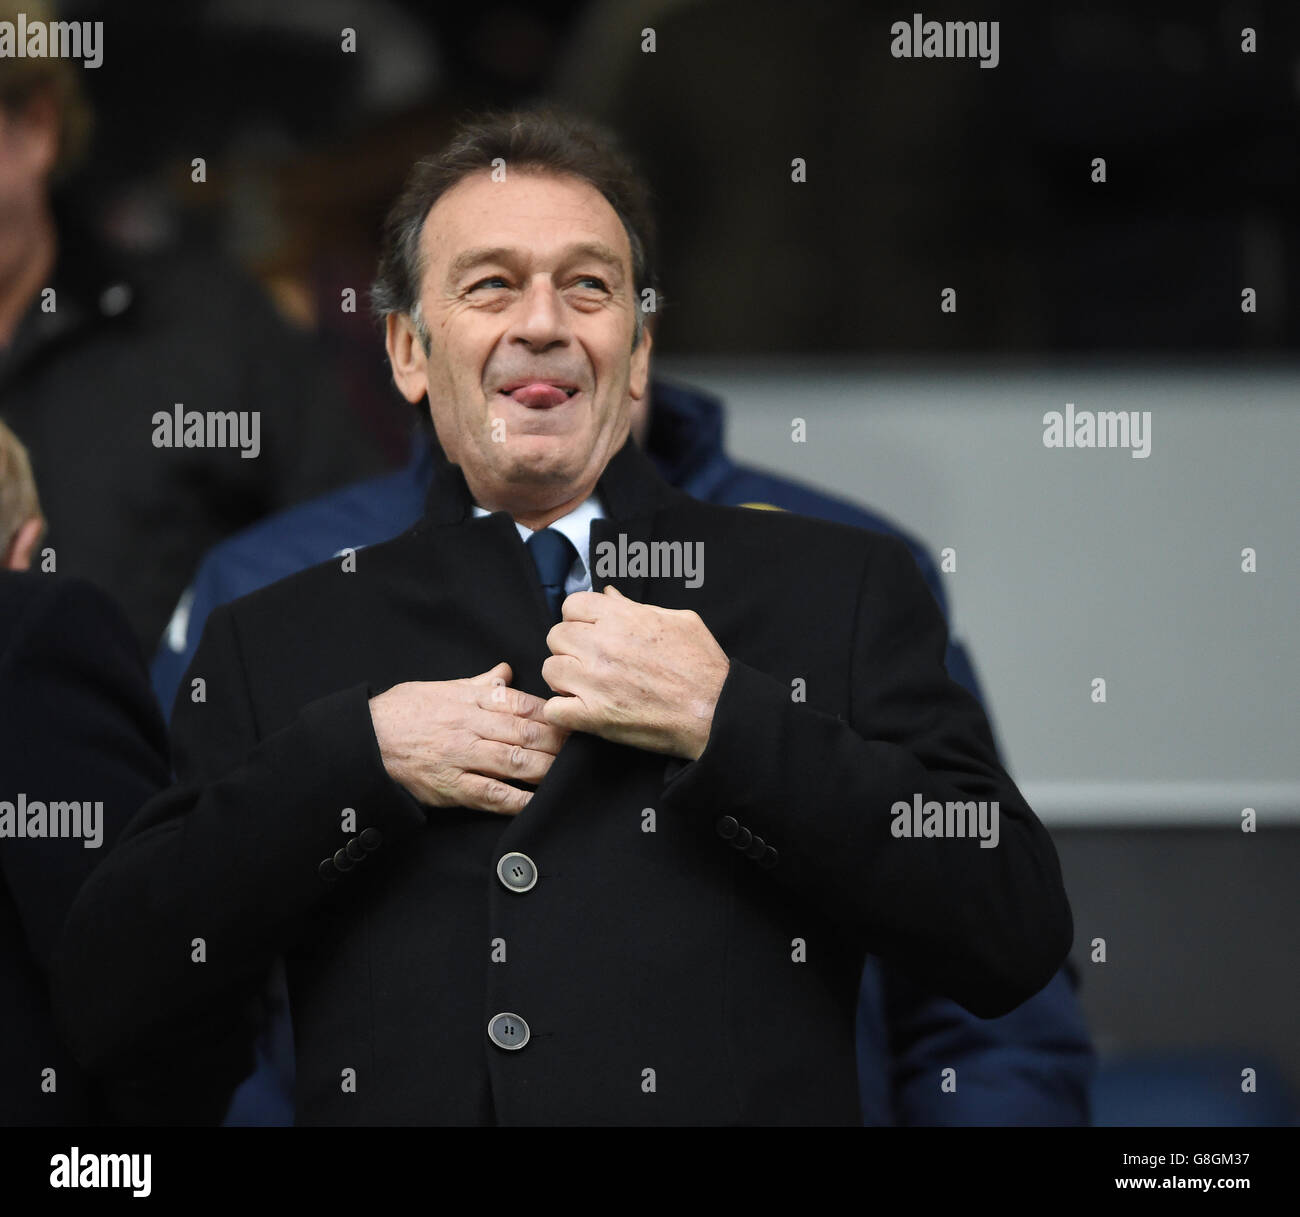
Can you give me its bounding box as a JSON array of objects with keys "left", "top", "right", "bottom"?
[{"left": 54, "top": 437, "right": 1072, "bottom": 1126}]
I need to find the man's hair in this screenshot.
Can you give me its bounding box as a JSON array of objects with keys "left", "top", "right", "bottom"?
[
  {"left": 0, "top": 419, "right": 43, "bottom": 553},
  {"left": 0, "top": 0, "right": 93, "bottom": 181},
  {"left": 371, "top": 107, "right": 663, "bottom": 367}
]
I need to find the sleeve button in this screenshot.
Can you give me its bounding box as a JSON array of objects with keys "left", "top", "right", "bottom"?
[{"left": 715, "top": 815, "right": 739, "bottom": 840}]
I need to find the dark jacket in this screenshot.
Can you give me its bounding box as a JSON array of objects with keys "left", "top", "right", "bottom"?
[
  {"left": 54, "top": 436, "right": 1072, "bottom": 1125},
  {"left": 0, "top": 573, "right": 169, "bottom": 1124},
  {"left": 150, "top": 381, "right": 1093, "bottom": 1131}
]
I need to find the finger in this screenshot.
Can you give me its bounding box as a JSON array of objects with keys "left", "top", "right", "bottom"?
[
  {"left": 538, "top": 655, "right": 585, "bottom": 691},
  {"left": 472, "top": 706, "right": 569, "bottom": 755},
  {"left": 560, "top": 590, "right": 604, "bottom": 623},
  {"left": 543, "top": 694, "right": 588, "bottom": 732},
  {"left": 544, "top": 619, "right": 592, "bottom": 658},
  {"left": 455, "top": 772, "right": 532, "bottom": 816},
  {"left": 603, "top": 584, "right": 626, "bottom": 598},
  {"left": 466, "top": 738, "right": 561, "bottom": 785},
  {"left": 475, "top": 681, "right": 552, "bottom": 721},
  {"left": 466, "top": 661, "right": 512, "bottom": 687}
]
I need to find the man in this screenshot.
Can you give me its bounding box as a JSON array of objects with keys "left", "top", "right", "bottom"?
[
  {"left": 0, "top": 0, "right": 382, "bottom": 650},
  {"left": 0, "top": 422, "right": 172, "bottom": 1124},
  {"left": 54, "top": 109, "right": 1072, "bottom": 1125},
  {"left": 152, "top": 381, "right": 1093, "bottom": 1127}
]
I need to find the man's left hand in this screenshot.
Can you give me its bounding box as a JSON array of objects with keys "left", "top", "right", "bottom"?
[{"left": 542, "top": 586, "right": 729, "bottom": 760}]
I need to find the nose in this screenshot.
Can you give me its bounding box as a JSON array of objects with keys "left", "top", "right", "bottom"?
[{"left": 508, "top": 275, "right": 570, "bottom": 351}]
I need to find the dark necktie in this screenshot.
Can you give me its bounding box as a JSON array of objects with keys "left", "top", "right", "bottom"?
[{"left": 527, "top": 528, "right": 578, "bottom": 624}]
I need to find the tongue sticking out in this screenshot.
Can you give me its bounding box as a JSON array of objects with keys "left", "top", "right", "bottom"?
[{"left": 507, "top": 383, "right": 571, "bottom": 408}]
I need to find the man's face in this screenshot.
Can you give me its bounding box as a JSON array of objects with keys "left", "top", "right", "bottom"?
[{"left": 387, "top": 169, "right": 651, "bottom": 517}]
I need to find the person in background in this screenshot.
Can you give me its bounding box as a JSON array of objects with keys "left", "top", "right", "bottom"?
[
  {"left": 0, "top": 0, "right": 384, "bottom": 653},
  {"left": 0, "top": 418, "right": 43, "bottom": 571},
  {"left": 0, "top": 420, "right": 175, "bottom": 1124}
]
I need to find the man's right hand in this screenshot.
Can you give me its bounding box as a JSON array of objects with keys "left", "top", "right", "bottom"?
[{"left": 368, "top": 662, "right": 568, "bottom": 815}]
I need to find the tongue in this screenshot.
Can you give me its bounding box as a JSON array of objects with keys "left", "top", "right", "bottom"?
[{"left": 508, "top": 383, "right": 570, "bottom": 407}]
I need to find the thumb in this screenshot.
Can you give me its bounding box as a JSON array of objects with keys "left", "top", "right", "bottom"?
[{"left": 469, "top": 661, "right": 512, "bottom": 687}]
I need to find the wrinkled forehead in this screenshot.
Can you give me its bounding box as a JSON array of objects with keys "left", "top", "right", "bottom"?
[{"left": 417, "top": 168, "right": 635, "bottom": 289}]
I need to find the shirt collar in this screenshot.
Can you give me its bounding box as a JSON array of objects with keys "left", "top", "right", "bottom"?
[
  {"left": 472, "top": 493, "right": 605, "bottom": 581},
  {"left": 421, "top": 432, "right": 681, "bottom": 527}
]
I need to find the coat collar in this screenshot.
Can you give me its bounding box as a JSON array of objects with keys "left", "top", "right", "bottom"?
[{"left": 420, "top": 427, "right": 684, "bottom": 528}]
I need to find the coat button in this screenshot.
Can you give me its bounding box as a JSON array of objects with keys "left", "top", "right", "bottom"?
[
  {"left": 745, "top": 834, "right": 767, "bottom": 860},
  {"left": 359, "top": 827, "right": 383, "bottom": 850},
  {"left": 715, "top": 815, "right": 739, "bottom": 839},
  {"left": 487, "top": 1012, "right": 530, "bottom": 1050},
  {"left": 318, "top": 859, "right": 338, "bottom": 882},
  {"left": 732, "top": 826, "right": 752, "bottom": 850},
  {"left": 333, "top": 847, "right": 354, "bottom": 872},
  {"left": 760, "top": 846, "right": 779, "bottom": 869},
  {"left": 345, "top": 839, "right": 366, "bottom": 861},
  {"left": 496, "top": 852, "right": 538, "bottom": 893}
]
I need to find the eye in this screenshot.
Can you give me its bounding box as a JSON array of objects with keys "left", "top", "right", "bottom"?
[
  {"left": 572, "top": 276, "right": 609, "bottom": 291},
  {"left": 469, "top": 276, "right": 509, "bottom": 291}
]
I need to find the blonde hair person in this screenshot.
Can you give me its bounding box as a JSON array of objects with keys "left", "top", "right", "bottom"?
[{"left": 0, "top": 418, "right": 45, "bottom": 568}]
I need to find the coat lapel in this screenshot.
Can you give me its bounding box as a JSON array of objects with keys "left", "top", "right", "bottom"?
[
  {"left": 411, "top": 428, "right": 689, "bottom": 830},
  {"left": 417, "top": 428, "right": 684, "bottom": 607}
]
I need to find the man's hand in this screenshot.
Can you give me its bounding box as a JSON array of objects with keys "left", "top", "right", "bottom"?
[
  {"left": 368, "top": 663, "right": 569, "bottom": 815},
  {"left": 542, "top": 586, "right": 730, "bottom": 760}
]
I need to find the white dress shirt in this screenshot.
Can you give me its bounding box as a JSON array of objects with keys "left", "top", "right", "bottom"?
[{"left": 472, "top": 493, "right": 605, "bottom": 597}]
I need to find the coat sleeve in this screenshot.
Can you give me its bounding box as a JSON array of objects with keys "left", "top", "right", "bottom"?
[
  {"left": 658, "top": 533, "right": 1073, "bottom": 1018},
  {"left": 50, "top": 601, "right": 428, "bottom": 1093}
]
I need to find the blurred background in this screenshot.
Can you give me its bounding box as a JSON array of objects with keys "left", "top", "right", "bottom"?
[{"left": 3, "top": 0, "right": 1297, "bottom": 1124}]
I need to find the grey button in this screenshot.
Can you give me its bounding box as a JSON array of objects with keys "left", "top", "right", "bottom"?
[
  {"left": 487, "top": 1012, "right": 530, "bottom": 1050},
  {"left": 318, "top": 859, "right": 338, "bottom": 882},
  {"left": 715, "top": 815, "right": 739, "bottom": 839},
  {"left": 760, "top": 846, "right": 779, "bottom": 869},
  {"left": 497, "top": 852, "right": 538, "bottom": 893},
  {"left": 359, "top": 827, "right": 383, "bottom": 850},
  {"left": 732, "top": 826, "right": 752, "bottom": 850},
  {"left": 332, "top": 847, "right": 354, "bottom": 872},
  {"left": 345, "top": 839, "right": 366, "bottom": 861}
]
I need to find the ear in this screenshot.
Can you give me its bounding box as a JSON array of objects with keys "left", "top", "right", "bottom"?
[
  {"left": 385, "top": 312, "right": 430, "bottom": 406},
  {"left": 15, "top": 87, "right": 60, "bottom": 180},
  {"left": 4, "top": 516, "right": 45, "bottom": 571},
  {"left": 628, "top": 316, "right": 653, "bottom": 405}
]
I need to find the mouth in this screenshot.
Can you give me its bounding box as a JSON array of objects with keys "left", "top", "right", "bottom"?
[{"left": 496, "top": 380, "right": 581, "bottom": 409}]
